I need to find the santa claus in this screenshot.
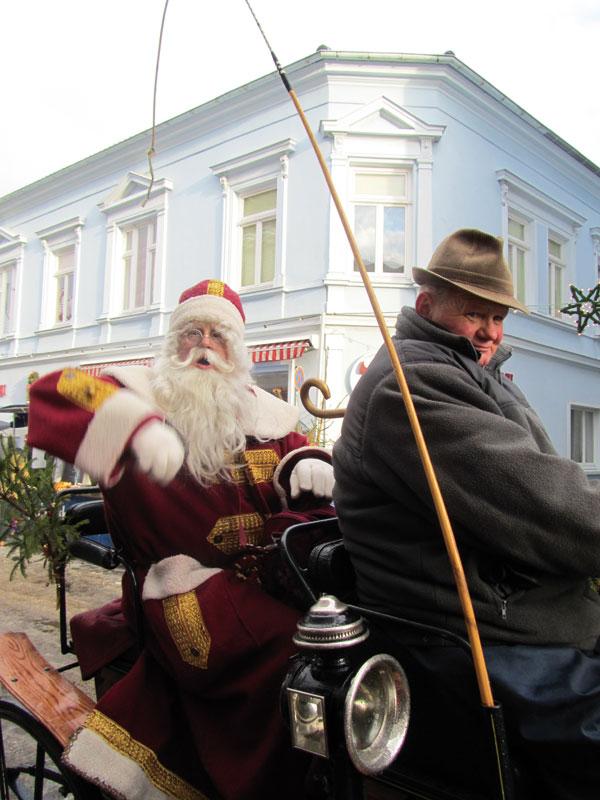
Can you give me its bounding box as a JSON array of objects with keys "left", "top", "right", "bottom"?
[{"left": 28, "top": 279, "right": 335, "bottom": 800}]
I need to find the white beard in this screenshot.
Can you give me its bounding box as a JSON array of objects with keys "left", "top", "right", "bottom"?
[{"left": 151, "top": 345, "right": 252, "bottom": 486}]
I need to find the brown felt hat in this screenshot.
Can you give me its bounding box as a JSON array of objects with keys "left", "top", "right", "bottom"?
[{"left": 413, "top": 228, "right": 528, "bottom": 313}]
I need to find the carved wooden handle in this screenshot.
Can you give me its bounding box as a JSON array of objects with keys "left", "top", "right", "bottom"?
[{"left": 300, "top": 378, "right": 345, "bottom": 419}]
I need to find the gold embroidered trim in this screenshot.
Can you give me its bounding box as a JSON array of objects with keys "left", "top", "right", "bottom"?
[
  {"left": 229, "top": 449, "right": 280, "bottom": 484},
  {"left": 229, "top": 465, "right": 248, "bottom": 484},
  {"left": 85, "top": 709, "right": 208, "bottom": 800},
  {"left": 208, "top": 512, "right": 266, "bottom": 553},
  {"left": 57, "top": 368, "right": 118, "bottom": 412},
  {"left": 163, "top": 592, "right": 211, "bottom": 669},
  {"left": 244, "top": 448, "right": 280, "bottom": 484},
  {"left": 206, "top": 280, "right": 225, "bottom": 297}
]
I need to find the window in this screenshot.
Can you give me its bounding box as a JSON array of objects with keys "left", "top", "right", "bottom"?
[
  {"left": 253, "top": 365, "right": 289, "bottom": 402},
  {"left": 497, "top": 170, "right": 584, "bottom": 317},
  {"left": 593, "top": 228, "right": 600, "bottom": 283},
  {"left": 548, "top": 236, "right": 566, "bottom": 317},
  {"left": 99, "top": 172, "right": 171, "bottom": 318},
  {"left": 211, "top": 139, "right": 296, "bottom": 292},
  {"left": 571, "top": 406, "right": 598, "bottom": 466},
  {"left": 321, "top": 97, "right": 445, "bottom": 278},
  {"left": 121, "top": 218, "right": 156, "bottom": 310},
  {"left": 36, "top": 216, "right": 83, "bottom": 329},
  {"left": 240, "top": 189, "right": 276, "bottom": 287},
  {"left": 507, "top": 217, "right": 528, "bottom": 306},
  {"left": 0, "top": 262, "right": 15, "bottom": 336},
  {"left": 0, "top": 228, "right": 25, "bottom": 340},
  {"left": 54, "top": 245, "right": 75, "bottom": 323},
  {"left": 352, "top": 169, "right": 409, "bottom": 274}
]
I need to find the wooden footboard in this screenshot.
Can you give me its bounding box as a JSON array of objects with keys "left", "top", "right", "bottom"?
[{"left": 0, "top": 631, "right": 94, "bottom": 747}]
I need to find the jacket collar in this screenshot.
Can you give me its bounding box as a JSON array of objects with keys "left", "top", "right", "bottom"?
[{"left": 396, "top": 306, "right": 513, "bottom": 371}]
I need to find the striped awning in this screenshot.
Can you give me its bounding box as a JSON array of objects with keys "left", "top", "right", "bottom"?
[
  {"left": 79, "top": 357, "right": 154, "bottom": 377},
  {"left": 249, "top": 340, "right": 311, "bottom": 364}
]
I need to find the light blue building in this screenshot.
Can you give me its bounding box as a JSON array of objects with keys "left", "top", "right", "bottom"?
[{"left": 1, "top": 49, "right": 599, "bottom": 472}]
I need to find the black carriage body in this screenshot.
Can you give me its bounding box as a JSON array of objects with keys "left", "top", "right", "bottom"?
[{"left": 0, "top": 490, "right": 517, "bottom": 800}]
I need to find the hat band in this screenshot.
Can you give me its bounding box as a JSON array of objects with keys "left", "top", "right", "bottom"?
[{"left": 430, "top": 265, "right": 514, "bottom": 294}]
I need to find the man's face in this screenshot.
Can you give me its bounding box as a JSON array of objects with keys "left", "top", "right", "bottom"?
[
  {"left": 177, "top": 322, "right": 229, "bottom": 369},
  {"left": 417, "top": 290, "right": 508, "bottom": 366}
]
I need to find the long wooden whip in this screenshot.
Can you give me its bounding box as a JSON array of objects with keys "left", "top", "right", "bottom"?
[{"left": 242, "top": 0, "right": 496, "bottom": 711}]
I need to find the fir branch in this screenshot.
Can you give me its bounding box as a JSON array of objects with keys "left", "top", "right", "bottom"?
[{"left": 0, "top": 438, "right": 85, "bottom": 584}]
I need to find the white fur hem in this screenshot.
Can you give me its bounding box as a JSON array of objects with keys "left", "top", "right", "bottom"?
[
  {"left": 74, "top": 389, "right": 160, "bottom": 486},
  {"left": 63, "top": 726, "right": 180, "bottom": 800},
  {"left": 143, "top": 555, "right": 222, "bottom": 601}
]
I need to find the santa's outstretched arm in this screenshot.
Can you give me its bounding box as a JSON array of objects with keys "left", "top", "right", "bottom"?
[{"left": 28, "top": 368, "right": 184, "bottom": 487}]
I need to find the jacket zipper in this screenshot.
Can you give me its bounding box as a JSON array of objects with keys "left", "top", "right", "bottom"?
[{"left": 500, "top": 599, "right": 507, "bottom": 620}]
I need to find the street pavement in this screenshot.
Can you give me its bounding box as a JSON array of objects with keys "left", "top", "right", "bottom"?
[
  {"left": 0, "top": 545, "right": 124, "bottom": 791},
  {"left": 0, "top": 546, "right": 123, "bottom": 688}
]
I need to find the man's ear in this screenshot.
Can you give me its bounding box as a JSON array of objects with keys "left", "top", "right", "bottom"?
[{"left": 415, "top": 290, "right": 433, "bottom": 319}]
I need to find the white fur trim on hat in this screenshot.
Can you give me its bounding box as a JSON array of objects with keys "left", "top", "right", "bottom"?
[{"left": 169, "top": 295, "right": 244, "bottom": 337}]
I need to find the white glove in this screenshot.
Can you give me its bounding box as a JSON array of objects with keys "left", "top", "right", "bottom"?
[
  {"left": 131, "top": 420, "right": 185, "bottom": 485},
  {"left": 290, "top": 458, "right": 334, "bottom": 499}
]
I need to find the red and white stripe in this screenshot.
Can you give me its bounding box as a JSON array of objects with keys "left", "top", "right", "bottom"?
[{"left": 249, "top": 340, "right": 310, "bottom": 364}]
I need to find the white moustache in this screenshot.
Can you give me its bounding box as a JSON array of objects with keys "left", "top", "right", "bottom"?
[{"left": 175, "top": 346, "right": 235, "bottom": 374}]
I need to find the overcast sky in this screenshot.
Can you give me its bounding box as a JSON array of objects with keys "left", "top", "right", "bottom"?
[{"left": 1, "top": 0, "right": 598, "bottom": 199}]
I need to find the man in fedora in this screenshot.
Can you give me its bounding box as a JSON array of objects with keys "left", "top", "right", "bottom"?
[{"left": 333, "top": 229, "right": 600, "bottom": 799}]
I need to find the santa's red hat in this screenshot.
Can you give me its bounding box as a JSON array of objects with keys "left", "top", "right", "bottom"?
[{"left": 169, "top": 279, "right": 245, "bottom": 337}]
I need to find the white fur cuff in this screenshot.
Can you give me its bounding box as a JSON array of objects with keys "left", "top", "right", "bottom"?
[{"left": 74, "top": 388, "right": 160, "bottom": 487}]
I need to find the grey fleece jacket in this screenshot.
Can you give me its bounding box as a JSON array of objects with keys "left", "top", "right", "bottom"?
[{"left": 333, "top": 307, "right": 600, "bottom": 649}]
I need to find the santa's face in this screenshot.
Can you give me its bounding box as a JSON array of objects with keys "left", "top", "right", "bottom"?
[
  {"left": 177, "top": 322, "right": 229, "bottom": 369},
  {"left": 152, "top": 320, "right": 251, "bottom": 486}
]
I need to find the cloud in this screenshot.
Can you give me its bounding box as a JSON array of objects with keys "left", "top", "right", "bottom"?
[{"left": 1, "top": 0, "right": 598, "bottom": 198}]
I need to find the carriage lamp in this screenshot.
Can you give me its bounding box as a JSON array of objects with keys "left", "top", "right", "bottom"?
[{"left": 283, "top": 595, "right": 410, "bottom": 776}]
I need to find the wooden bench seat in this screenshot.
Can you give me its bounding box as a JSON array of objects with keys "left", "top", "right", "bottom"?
[{"left": 0, "top": 631, "right": 94, "bottom": 748}]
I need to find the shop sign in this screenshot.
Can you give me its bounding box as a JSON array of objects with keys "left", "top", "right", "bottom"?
[{"left": 347, "top": 354, "right": 375, "bottom": 392}]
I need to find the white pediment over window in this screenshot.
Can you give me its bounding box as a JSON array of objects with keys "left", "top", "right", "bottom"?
[
  {"left": 36, "top": 216, "right": 85, "bottom": 244},
  {"left": 321, "top": 96, "right": 445, "bottom": 140},
  {"left": 0, "top": 227, "right": 26, "bottom": 256},
  {"left": 99, "top": 172, "right": 172, "bottom": 214}
]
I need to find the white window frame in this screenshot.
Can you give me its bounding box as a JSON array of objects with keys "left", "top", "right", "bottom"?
[
  {"left": 547, "top": 233, "right": 567, "bottom": 318},
  {"left": 36, "top": 216, "right": 84, "bottom": 329},
  {"left": 120, "top": 217, "right": 157, "bottom": 311},
  {"left": 506, "top": 212, "right": 531, "bottom": 308},
  {"left": 0, "top": 227, "right": 26, "bottom": 343},
  {"left": 99, "top": 172, "right": 172, "bottom": 318},
  {"left": 0, "top": 261, "right": 16, "bottom": 336},
  {"left": 239, "top": 187, "right": 277, "bottom": 288},
  {"left": 591, "top": 227, "right": 600, "bottom": 283},
  {"left": 570, "top": 404, "right": 600, "bottom": 468},
  {"left": 211, "top": 139, "right": 295, "bottom": 294},
  {"left": 350, "top": 165, "right": 412, "bottom": 276},
  {"left": 321, "top": 96, "right": 445, "bottom": 281},
  {"left": 497, "top": 170, "right": 584, "bottom": 318},
  {"left": 54, "top": 246, "right": 76, "bottom": 324}
]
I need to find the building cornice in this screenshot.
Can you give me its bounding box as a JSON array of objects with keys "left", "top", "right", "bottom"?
[{"left": 1, "top": 50, "right": 598, "bottom": 219}]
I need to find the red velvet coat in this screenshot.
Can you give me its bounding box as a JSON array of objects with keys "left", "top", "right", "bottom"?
[{"left": 28, "top": 366, "right": 334, "bottom": 800}]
